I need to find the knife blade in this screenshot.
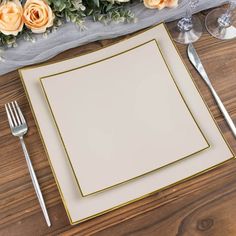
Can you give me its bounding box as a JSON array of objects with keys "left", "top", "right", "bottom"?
[{"left": 187, "top": 43, "right": 236, "bottom": 138}]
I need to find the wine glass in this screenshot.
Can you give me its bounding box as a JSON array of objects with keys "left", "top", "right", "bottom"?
[
  {"left": 205, "top": 0, "right": 236, "bottom": 40},
  {"left": 168, "top": 0, "right": 202, "bottom": 44}
]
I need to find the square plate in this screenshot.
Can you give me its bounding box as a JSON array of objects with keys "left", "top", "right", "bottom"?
[
  {"left": 19, "top": 23, "right": 234, "bottom": 225},
  {"left": 40, "top": 39, "right": 209, "bottom": 196}
]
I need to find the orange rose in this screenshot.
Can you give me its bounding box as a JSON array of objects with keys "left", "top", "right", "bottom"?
[
  {"left": 144, "top": 0, "right": 178, "bottom": 10},
  {"left": 165, "top": 0, "right": 178, "bottom": 8},
  {"left": 23, "top": 0, "right": 54, "bottom": 34},
  {"left": 0, "top": 0, "right": 23, "bottom": 36}
]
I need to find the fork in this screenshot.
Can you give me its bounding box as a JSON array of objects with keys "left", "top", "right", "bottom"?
[{"left": 5, "top": 101, "right": 51, "bottom": 227}]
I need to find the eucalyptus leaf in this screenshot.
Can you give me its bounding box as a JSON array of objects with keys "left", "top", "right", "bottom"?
[
  {"left": 92, "top": 0, "right": 100, "bottom": 7},
  {"left": 0, "top": 0, "right": 135, "bottom": 48}
]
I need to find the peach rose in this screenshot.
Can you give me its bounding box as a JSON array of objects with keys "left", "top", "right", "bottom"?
[
  {"left": 0, "top": 0, "right": 23, "bottom": 36},
  {"left": 23, "top": 0, "right": 54, "bottom": 34},
  {"left": 144, "top": 0, "right": 178, "bottom": 10}
]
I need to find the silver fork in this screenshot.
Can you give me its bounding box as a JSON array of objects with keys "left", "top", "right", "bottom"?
[{"left": 5, "top": 101, "right": 51, "bottom": 227}]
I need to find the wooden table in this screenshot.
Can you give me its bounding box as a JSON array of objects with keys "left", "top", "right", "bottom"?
[{"left": 1, "top": 14, "right": 236, "bottom": 236}]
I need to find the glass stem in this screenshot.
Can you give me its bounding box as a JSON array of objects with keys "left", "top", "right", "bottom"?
[
  {"left": 177, "top": 1, "right": 193, "bottom": 32},
  {"left": 228, "top": 0, "right": 236, "bottom": 13},
  {"left": 186, "top": 2, "right": 192, "bottom": 18},
  {"left": 218, "top": 0, "right": 236, "bottom": 28}
]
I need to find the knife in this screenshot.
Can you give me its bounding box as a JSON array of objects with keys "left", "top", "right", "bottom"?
[{"left": 187, "top": 43, "right": 236, "bottom": 138}]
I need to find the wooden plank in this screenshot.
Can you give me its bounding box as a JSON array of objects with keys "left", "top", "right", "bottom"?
[{"left": 0, "top": 19, "right": 236, "bottom": 236}]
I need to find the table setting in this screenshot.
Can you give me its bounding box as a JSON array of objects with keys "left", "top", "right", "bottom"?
[{"left": 0, "top": 0, "right": 236, "bottom": 235}]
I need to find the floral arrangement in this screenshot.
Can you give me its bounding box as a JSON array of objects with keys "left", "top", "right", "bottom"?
[{"left": 0, "top": 0, "right": 178, "bottom": 48}]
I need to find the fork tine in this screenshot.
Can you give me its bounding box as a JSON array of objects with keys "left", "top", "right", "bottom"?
[
  {"left": 7, "top": 103, "right": 17, "bottom": 127},
  {"left": 15, "top": 101, "right": 26, "bottom": 124},
  {"left": 5, "top": 104, "right": 14, "bottom": 128},
  {"left": 11, "top": 101, "right": 21, "bottom": 125}
]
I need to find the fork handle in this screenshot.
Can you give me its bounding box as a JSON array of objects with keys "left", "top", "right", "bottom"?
[{"left": 19, "top": 136, "right": 51, "bottom": 227}]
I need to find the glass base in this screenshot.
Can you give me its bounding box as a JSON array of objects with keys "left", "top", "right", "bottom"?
[
  {"left": 168, "top": 15, "right": 203, "bottom": 44},
  {"left": 205, "top": 8, "right": 236, "bottom": 40}
]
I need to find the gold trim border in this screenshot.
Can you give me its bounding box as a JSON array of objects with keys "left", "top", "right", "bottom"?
[
  {"left": 18, "top": 22, "right": 235, "bottom": 225},
  {"left": 39, "top": 38, "right": 210, "bottom": 197}
]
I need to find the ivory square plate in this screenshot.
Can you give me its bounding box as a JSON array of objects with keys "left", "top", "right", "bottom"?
[
  {"left": 19, "top": 23, "right": 234, "bottom": 225},
  {"left": 40, "top": 39, "right": 209, "bottom": 196}
]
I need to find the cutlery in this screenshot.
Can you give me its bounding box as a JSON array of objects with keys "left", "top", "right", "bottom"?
[
  {"left": 187, "top": 43, "right": 236, "bottom": 138},
  {"left": 5, "top": 101, "right": 51, "bottom": 227}
]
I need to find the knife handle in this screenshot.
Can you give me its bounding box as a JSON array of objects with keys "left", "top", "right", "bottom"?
[{"left": 209, "top": 85, "right": 236, "bottom": 138}]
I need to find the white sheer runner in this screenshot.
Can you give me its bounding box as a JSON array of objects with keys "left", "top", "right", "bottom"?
[{"left": 0, "top": 0, "right": 226, "bottom": 75}]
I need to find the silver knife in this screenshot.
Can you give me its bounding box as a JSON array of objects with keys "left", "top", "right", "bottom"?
[{"left": 187, "top": 43, "right": 236, "bottom": 138}]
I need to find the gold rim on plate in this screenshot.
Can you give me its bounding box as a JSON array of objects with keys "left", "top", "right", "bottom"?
[
  {"left": 18, "top": 22, "right": 235, "bottom": 225},
  {"left": 39, "top": 38, "right": 210, "bottom": 197}
]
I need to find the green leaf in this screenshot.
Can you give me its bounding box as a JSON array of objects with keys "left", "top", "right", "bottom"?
[{"left": 92, "top": 0, "right": 100, "bottom": 8}]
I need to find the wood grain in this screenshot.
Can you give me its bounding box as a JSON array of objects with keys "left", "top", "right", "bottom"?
[{"left": 0, "top": 15, "right": 236, "bottom": 236}]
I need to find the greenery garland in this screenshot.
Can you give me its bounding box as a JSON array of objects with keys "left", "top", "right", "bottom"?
[
  {"left": 0, "top": 0, "right": 135, "bottom": 47},
  {"left": 0, "top": 0, "right": 177, "bottom": 48}
]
